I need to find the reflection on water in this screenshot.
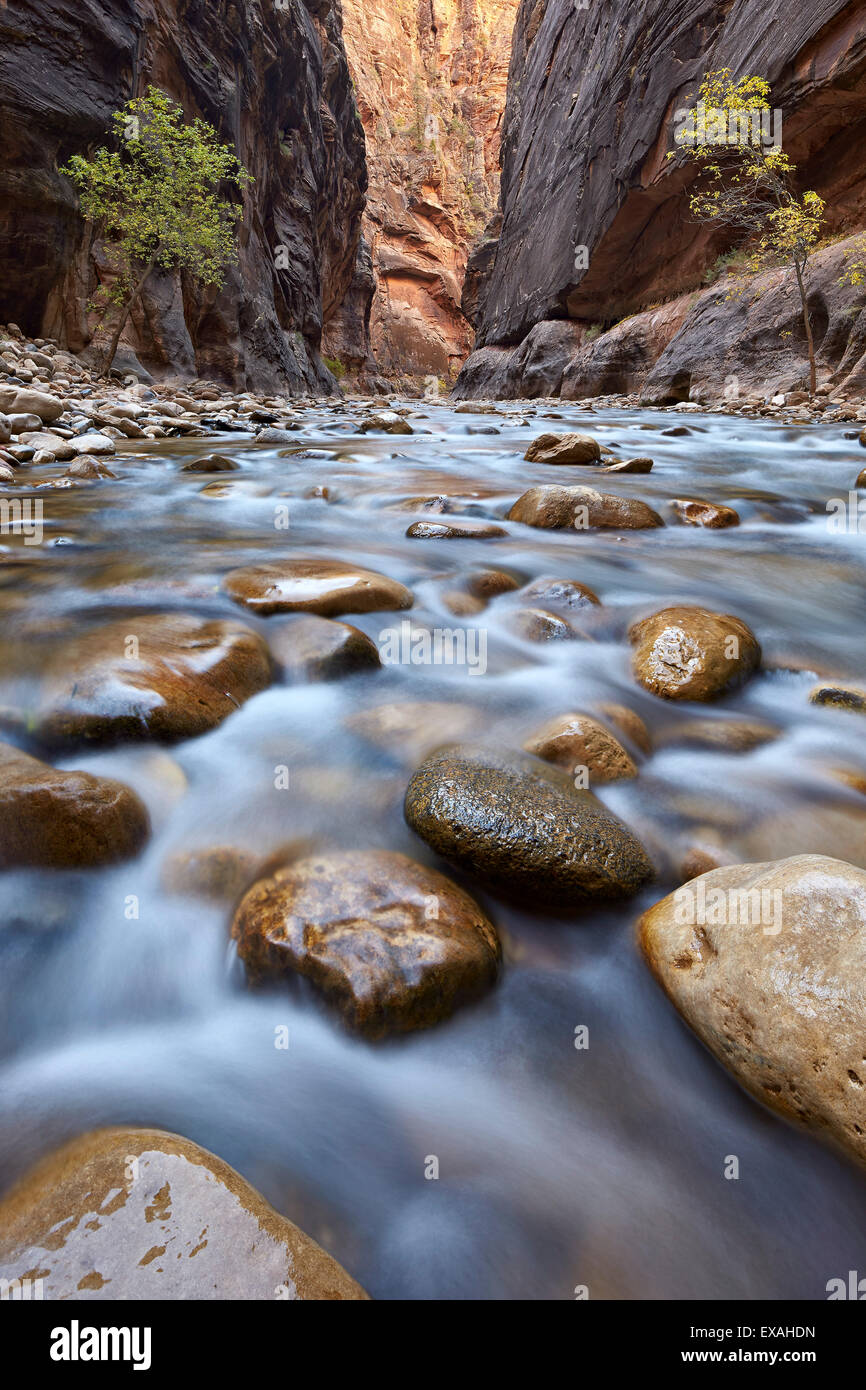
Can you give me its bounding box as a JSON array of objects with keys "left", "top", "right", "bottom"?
[{"left": 1, "top": 401, "right": 866, "bottom": 1298}]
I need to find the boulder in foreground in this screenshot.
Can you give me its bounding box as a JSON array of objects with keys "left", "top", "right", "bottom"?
[
  {"left": 639, "top": 855, "right": 866, "bottom": 1167},
  {"left": 0, "top": 1128, "right": 368, "bottom": 1299}
]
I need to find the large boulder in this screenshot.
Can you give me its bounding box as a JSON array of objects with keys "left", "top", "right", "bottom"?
[
  {"left": 223, "top": 557, "right": 413, "bottom": 617},
  {"left": 232, "top": 850, "right": 501, "bottom": 1036},
  {"left": 0, "top": 742, "right": 149, "bottom": 867},
  {"left": 523, "top": 431, "right": 601, "bottom": 464},
  {"left": 0, "top": 1128, "right": 368, "bottom": 1299},
  {"left": 404, "top": 745, "right": 654, "bottom": 907},
  {"left": 639, "top": 855, "right": 866, "bottom": 1167},
  {"left": 629, "top": 606, "right": 761, "bottom": 701},
  {"left": 0, "top": 388, "right": 63, "bottom": 422},
  {"left": 30, "top": 614, "right": 272, "bottom": 747},
  {"left": 508, "top": 484, "right": 663, "bottom": 530}
]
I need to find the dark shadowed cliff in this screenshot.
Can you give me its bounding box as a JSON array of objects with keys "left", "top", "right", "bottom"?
[
  {"left": 457, "top": 0, "right": 866, "bottom": 400},
  {"left": 0, "top": 0, "right": 367, "bottom": 391}
]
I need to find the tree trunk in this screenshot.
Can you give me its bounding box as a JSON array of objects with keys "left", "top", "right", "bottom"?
[
  {"left": 101, "top": 258, "right": 156, "bottom": 376},
  {"left": 793, "top": 257, "right": 817, "bottom": 397}
]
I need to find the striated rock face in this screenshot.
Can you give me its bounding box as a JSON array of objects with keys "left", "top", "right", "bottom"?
[
  {"left": 0, "top": 0, "right": 367, "bottom": 393},
  {"left": 323, "top": 0, "right": 517, "bottom": 382},
  {"left": 457, "top": 0, "right": 866, "bottom": 398}
]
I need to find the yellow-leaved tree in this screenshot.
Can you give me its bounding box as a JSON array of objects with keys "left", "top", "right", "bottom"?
[{"left": 671, "top": 70, "right": 825, "bottom": 396}]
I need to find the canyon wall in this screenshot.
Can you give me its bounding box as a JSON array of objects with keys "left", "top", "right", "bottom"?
[
  {"left": 0, "top": 0, "right": 367, "bottom": 392},
  {"left": 457, "top": 0, "right": 866, "bottom": 400},
  {"left": 322, "top": 0, "right": 516, "bottom": 384}
]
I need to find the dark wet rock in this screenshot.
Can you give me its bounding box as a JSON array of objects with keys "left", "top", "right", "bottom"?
[
  {"left": 232, "top": 849, "right": 501, "bottom": 1036},
  {"left": 810, "top": 682, "right": 866, "bottom": 715},
  {"left": 856, "top": 468, "right": 866, "bottom": 487},
  {"left": 0, "top": 1128, "right": 368, "bottom": 1299},
  {"left": 629, "top": 606, "right": 761, "bottom": 701},
  {"left": 604, "top": 456, "right": 654, "bottom": 474},
  {"left": 639, "top": 855, "right": 866, "bottom": 1167},
  {"left": 223, "top": 558, "right": 413, "bottom": 617},
  {"left": 0, "top": 742, "right": 149, "bottom": 868},
  {"left": 180, "top": 454, "right": 239, "bottom": 473},
  {"left": 268, "top": 614, "right": 381, "bottom": 679},
  {"left": 671, "top": 498, "right": 740, "bottom": 528},
  {"left": 406, "top": 519, "right": 506, "bottom": 539},
  {"left": 508, "top": 484, "right": 663, "bottom": 530},
  {"left": 523, "top": 431, "right": 601, "bottom": 464},
  {"left": 404, "top": 745, "right": 654, "bottom": 907},
  {"left": 524, "top": 713, "right": 637, "bottom": 783},
  {"left": 31, "top": 614, "right": 271, "bottom": 747}
]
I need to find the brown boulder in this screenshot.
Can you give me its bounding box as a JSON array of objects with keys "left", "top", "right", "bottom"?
[
  {"left": 639, "top": 855, "right": 866, "bottom": 1167},
  {"left": 524, "top": 713, "right": 637, "bottom": 783},
  {"left": 223, "top": 557, "right": 413, "bottom": 617},
  {"left": 0, "top": 742, "right": 149, "bottom": 867},
  {"left": 406, "top": 519, "right": 506, "bottom": 539},
  {"left": 629, "top": 606, "right": 761, "bottom": 701},
  {"left": 810, "top": 682, "right": 866, "bottom": 715},
  {"left": 524, "top": 431, "right": 601, "bottom": 464},
  {"left": 508, "top": 484, "right": 663, "bottom": 530},
  {"left": 180, "top": 453, "right": 239, "bottom": 472},
  {"left": 0, "top": 1128, "right": 368, "bottom": 1299},
  {"left": 671, "top": 498, "right": 740, "bottom": 528},
  {"left": 232, "top": 850, "right": 501, "bottom": 1036},
  {"left": 32, "top": 614, "right": 272, "bottom": 747}
]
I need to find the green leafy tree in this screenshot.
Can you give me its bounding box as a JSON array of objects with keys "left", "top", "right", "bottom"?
[
  {"left": 62, "top": 86, "right": 252, "bottom": 374},
  {"left": 671, "top": 70, "right": 825, "bottom": 396}
]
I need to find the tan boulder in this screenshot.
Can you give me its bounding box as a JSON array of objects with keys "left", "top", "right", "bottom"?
[
  {"left": 629, "top": 606, "right": 761, "bottom": 701},
  {"left": 671, "top": 498, "right": 740, "bottom": 528},
  {"left": 524, "top": 431, "right": 601, "bottom": 464},
  {"left": 639, "top": 855, "right": 866, "bottom": 1166},
  {"left": 508, "top": 484, "right": 663, "bottom": 530},
  {"left": 0, "top": 1128, "right": 368, "bottom": 1299}
]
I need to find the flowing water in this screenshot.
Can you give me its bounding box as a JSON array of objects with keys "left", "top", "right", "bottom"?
[{"left": 1, "top": 399, "right": 866, "bottom": 1299}]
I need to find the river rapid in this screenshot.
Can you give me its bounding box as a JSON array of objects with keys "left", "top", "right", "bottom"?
[{"left": 1, "top": 396, "right": 865, "bottom": 1300}]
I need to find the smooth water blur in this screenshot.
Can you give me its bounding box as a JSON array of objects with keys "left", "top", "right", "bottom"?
[{"left": 1, "top": 399, "right": 866, "bottom": 1299}]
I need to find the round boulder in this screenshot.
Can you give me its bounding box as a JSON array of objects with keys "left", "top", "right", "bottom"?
[
  {"left": 523, "top": 431, "right": 601, "bottom": 464},
  {"left": 0, "top": 1128, "right": 368, "bottom": 1299},
  {"left": 32, "top": 614, "right": 272, "bottom": 747},
  {"left": 232, "top": 849, "right": 501, "bottom": 1036},
  {"left": 639, "top": 855, "right": 866, "bottom": 1167},
  {"left": 223, "top": 557, "right": 413, "bottom": 617},
  {"left": 0, "top": 742, "right": 149, "bottom": 867},
  {"left": 629, "top": 606, "right": 761, "bottom": 701},
  {"left": 404, "top": 745, "right": 654, "bottom": 907},
  {"left": 524, "top": 713, "right": 638, "bottom": 783}
]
